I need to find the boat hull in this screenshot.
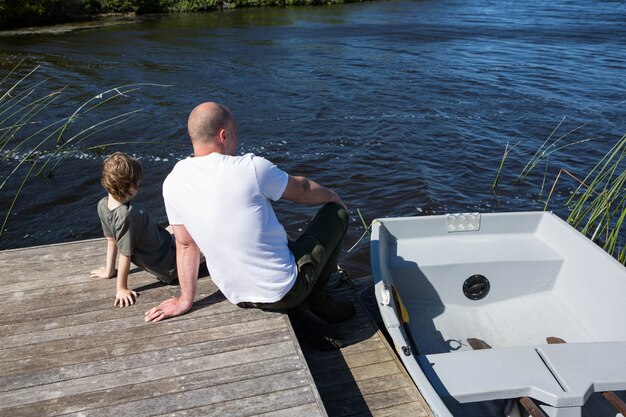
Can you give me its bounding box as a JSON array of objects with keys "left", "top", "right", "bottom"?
[{"left": 371, "top": 212, "right": 626, "bottom": 417}]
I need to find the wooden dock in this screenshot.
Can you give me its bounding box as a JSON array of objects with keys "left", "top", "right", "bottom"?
[
  {"left": 295, "top": 280, "right": 432, "bottom": 417},
  {"left": 0, "top": 239, "right": 431, "bottom": 417}
]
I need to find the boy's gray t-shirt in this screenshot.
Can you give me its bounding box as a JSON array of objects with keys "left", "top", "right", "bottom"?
[{"left": 97, "top": 197, "right": 177, "bottom": 283}]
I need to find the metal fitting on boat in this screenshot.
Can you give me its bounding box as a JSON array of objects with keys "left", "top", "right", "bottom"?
[{"left": 463, "top": 274, "right": 490, "bottom": 300}]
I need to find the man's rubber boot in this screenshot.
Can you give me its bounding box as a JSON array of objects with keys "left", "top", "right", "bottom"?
[
  {"left": 309, "top": 298, "right": 356, "bottom": 324},
  {"left": 288, "top": 304, "right": 343, "bottom": 351}
]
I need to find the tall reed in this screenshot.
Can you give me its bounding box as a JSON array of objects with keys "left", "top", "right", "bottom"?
[
  {"left": 0, "top": 62, "right": 170, "bottom": 238},
  {"left": 564, "top": 134, "right": 626, "bottom": 263},
  {"left": 495, "top": 121, "right": 626, "bottom": 264}
]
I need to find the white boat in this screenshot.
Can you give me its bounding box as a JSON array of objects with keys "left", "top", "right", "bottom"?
[{"left": 371, "top": 212, "right": 626, "bottom": 417}]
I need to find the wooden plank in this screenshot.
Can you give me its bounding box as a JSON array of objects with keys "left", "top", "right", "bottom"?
[
  {"left": 0, "top": 240, "right": 108, "bottom": 284},
  {"left": 0, "top": 340, "right": 298, "bottom": 408},
  {"left": 325, "top": 387, "right": 418, "bottom": 417},
  {"left": 312, "top": 361, "right": 399, "bottom": 388},
  {"left": 0, "top": 294, "right": 140, "bottom": 324},
  {"left": 0, "top": 287, "right": 229, "bottom": 336},
  {"left": 318, "top": 373, "right": 411, "bottom": 401},
  {"left": 5, "top": 356, "right": 305, "bottom": 417},
  {"left": 304, "top": 335, "right": 385, "bottom": 360},
  {"left": 0, "top": 239, "right": 102, "bottom": 266},
  {"left": 1, "top": 325, "right": 291, "bottom": 392},
  {"left": 153, "top": 388, "right": 319, "bottom": 417},
  {"left": 0, "top": 276, "right": 99, "bottom": 299},
  {"left": 0, "top": 275, "right": 215, "bottom": 325},
  {"left": 467, "top": 337, "right": 492, "bottom": 350},
  {"left": 308, "top": 348, "right": 395, "bottom": 375},
  {"left": 519, "top": 396, "right": 549, "bottom": 417},
  {"left": 602, "top": 391, "right": 626, "bottom": 416},
  {"left": 252, "top": 403, "right": 325, "bottom": 417},
  {"left": 59, "top": 370, "right": 313, "bottom": 417},
  {"left": 0, "top": 274, "right": 236, "bottom": 344},
  {"left": 369, "top": 402, "right": 432, "bottom": 417},
  {"left": 0, "top": 308, "right": 268, "bottom": 368},
  {"left": 341, "top": 324, "right": 383, "bottom": 346},
  {"left": 0, "top": 240, "right": 327, "bottom": 417},
  {"left": 0, "top": 271, "right": 166, "bottom": 303},
  {"left": 0, "top": 300, "right": 264, "bottom": 350},
  {"left": 331, "top": 328, "right": 383, "bottom": 350},
  {"left": 546, "top": 336, "right": 566, "bottom": 344},
  {"left": 1, "top": 316, "right": 286, "bottom": 376}
]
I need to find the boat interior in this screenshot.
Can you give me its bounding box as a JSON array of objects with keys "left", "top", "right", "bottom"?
[{"left": 372, "top": 212, "right": 626, "bottom": 417}]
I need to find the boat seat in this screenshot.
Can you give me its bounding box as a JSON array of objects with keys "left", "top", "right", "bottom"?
[{"left": 420, "top": 342, "right": 626, "bottom": 408}]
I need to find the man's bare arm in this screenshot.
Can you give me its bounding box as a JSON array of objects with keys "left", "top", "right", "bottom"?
[
  {"left": 281, "top": 175, "right": 346, "bottom": 209},
  {"left": 145, "top": 224, "right": 199, "bottom": 322}
]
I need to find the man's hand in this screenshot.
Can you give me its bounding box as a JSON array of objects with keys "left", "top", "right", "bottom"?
[
  {"left": 145, "top": 224, "right": 199, "bottom": 323},
  {"left": 114, "top": 289, "right": 138, "bottom": 307},
  {"left": 90, "top": 267, "right": 115, "bottom": 279},
  {"left": 144, "top": 297, "right": 190, "bottom": 322}
]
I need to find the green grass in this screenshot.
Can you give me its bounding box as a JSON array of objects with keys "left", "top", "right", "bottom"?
[{"left": 0, "top": 61, "right": 170, "bottom": 238}]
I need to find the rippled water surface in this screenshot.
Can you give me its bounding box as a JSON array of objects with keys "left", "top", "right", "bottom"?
[{"left": 1, "top": 0, "right": 625, "bottom": 276}]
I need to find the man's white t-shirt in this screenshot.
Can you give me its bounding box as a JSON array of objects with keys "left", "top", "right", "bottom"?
[{"left": 163, "top": 153, "right": 298, "bottom": 304}]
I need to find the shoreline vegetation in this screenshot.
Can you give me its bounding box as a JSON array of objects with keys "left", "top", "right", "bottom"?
[
  {"left": 0, "top": 62, "right": 171, "bottom": 237},
  {"left": 492, "top": 121, "right": 626, "bottom": 265},
  {"left": 0, "top": 0, "right": 363, "bottom": 31}
]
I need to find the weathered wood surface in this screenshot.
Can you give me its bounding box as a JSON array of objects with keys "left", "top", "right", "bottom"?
[
  {"left": 293, "top": 280, "right": 433, "bottom": 417},
  {"left": 1, "top": 239, "right": 433, "bottom": 417},
  {"left": 0, "top": 239, "right": 326, "bottom": 417}
]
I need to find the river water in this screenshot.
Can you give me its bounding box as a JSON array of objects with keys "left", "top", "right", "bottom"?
[{"left": 1, "top": 0, "right": 625, "bottom": 278}]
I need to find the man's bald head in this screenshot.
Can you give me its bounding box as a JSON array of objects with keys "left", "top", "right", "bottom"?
[{"left": 187, "top": 102, "right": 235, "bottom": 146}]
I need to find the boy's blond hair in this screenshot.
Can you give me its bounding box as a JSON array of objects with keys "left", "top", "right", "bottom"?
[{"left": 101, "top": 152, "right": 143, "bottom": 202}]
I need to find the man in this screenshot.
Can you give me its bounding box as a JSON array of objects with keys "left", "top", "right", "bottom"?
[{"left": 145, "top": 102, "right": 354, "bottom": 325}]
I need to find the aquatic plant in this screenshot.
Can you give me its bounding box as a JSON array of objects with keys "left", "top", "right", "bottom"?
[
  {"left": 491, "top": 141, "right": 519, "bottom": 190},
  {"left": 347, "top": 207, "right": 370, "bottom": 253},
  {"left": 561, "top": 134, "right": 626, "bottom": 263},
  {"left": 0, "top": 61, "right": 170, "bottom": 238},
  {"left": 494, "top": 122, "right": 626, "bottom": 264}
]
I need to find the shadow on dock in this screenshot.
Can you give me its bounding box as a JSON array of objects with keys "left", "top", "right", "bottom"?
[{"left": 291, "top": 275, "right": 432, "bottom": 417}]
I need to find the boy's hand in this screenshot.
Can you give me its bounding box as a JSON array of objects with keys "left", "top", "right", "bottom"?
[
  {"left": 114, "top": 289, "right": 138, "bottom": 307},
  {"left": 90, "top": 267, "right": 115, "bottom": 279},
  {"left": 144, "top": 297, "right": 190, "bottom": 322}
]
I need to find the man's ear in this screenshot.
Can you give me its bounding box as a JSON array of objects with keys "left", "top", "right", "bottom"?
[{"left": 217, "top": 127, "right": 227, "bottom": 144}]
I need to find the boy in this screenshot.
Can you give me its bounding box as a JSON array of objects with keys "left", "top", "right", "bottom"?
[{"left": 90, "top": 152, "right": 177, "bottom": 307}]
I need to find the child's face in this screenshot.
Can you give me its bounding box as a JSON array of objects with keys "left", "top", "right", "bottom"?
[{"left": 128, "top": 185, "right": 139, "bottom": 200}]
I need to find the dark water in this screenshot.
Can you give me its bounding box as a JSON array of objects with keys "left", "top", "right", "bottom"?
[{"left": 1, "top": 0, "right": 625, "bottom": 278}]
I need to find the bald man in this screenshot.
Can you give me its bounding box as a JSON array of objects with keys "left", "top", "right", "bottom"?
[{"left": 145, "top": 102, "right": 354, "bottom": 327}]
